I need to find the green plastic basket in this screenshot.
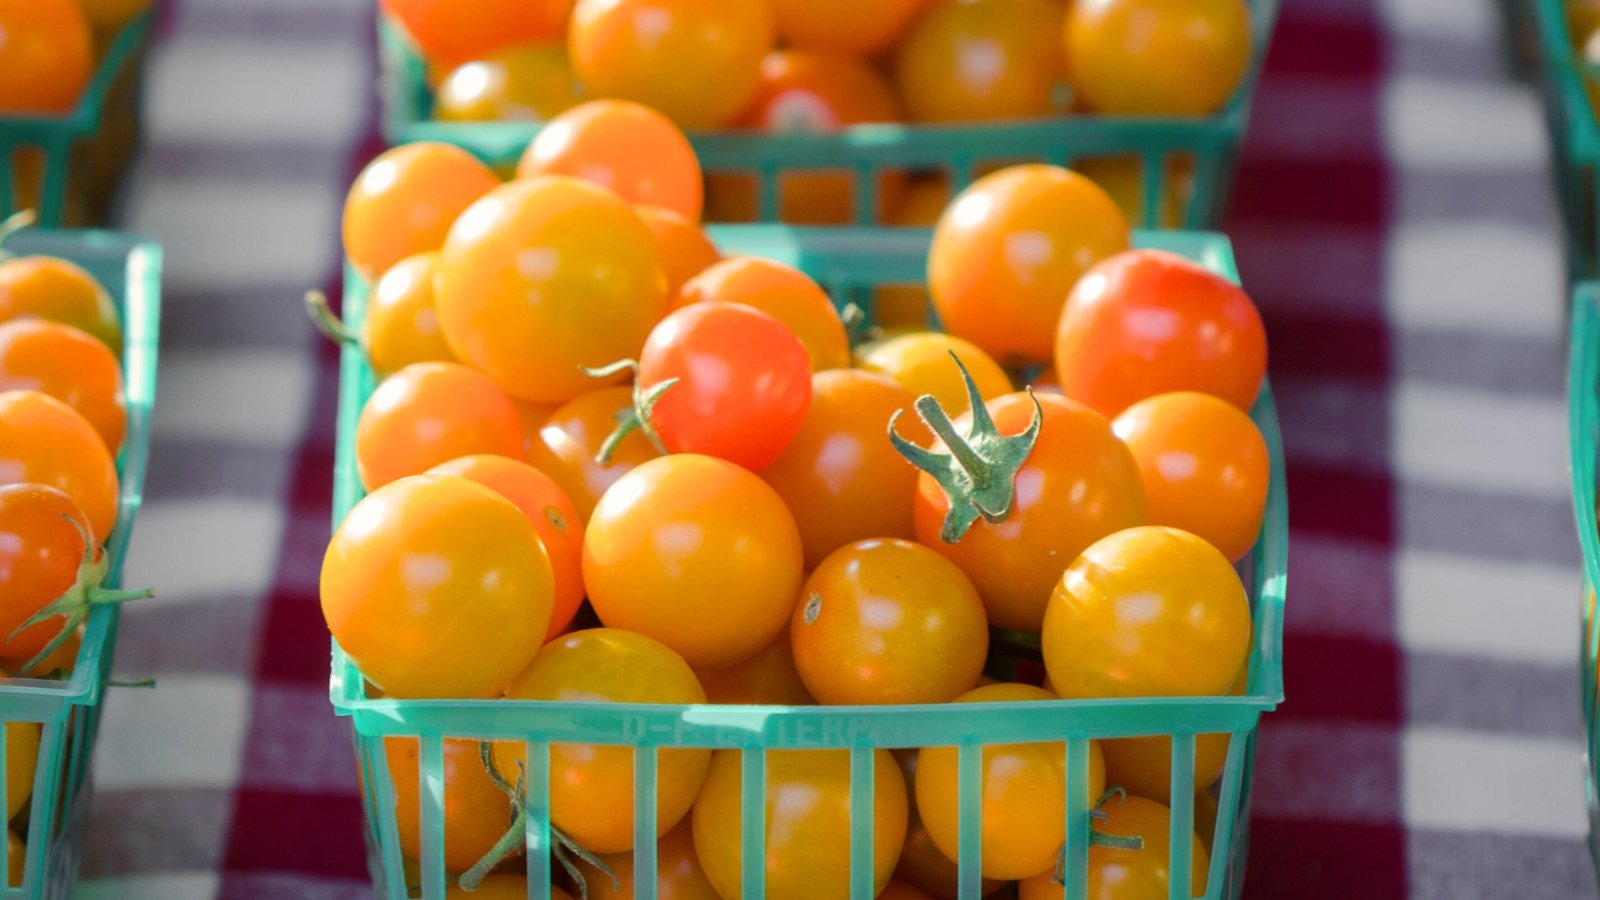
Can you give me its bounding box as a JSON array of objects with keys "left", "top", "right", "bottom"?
[
  {"left": 378, "top": 2, "right": 1280, "bottom": 229},
  {"left": 1535, "top": 0, "right": 1600, "bottom": 281},
  {"left": 328, "top": 227, "right": 1287, "bottom": 900},
  {"left": 1567, "top": 281, "right": 1600, "bottom": 878},
  {"left": 0, "top": 13, "right": 153, "bottom": 228},
  {"left": 0, "top": 228, "right": 161, "bottom": 898}
]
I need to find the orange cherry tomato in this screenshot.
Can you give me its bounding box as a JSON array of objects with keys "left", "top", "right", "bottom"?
[
  {"left": 446, "top": 876, "right": 573, "bottom": 900},
  {"left": 770, "top": 0, "right": 926, "bottom": 56},
  {"left": 0, "top": 484, "right": 102, "bottom": 661},
  {"left": 0, "top": 0, "right": 93, "bottom": 113},
  {"left": 529, "top": 386, "right": 660, "bottom": 522},
  {"left": 693, "top": 748, "right": 908, "bottom": 900},
  {"left": 385, "top": 736, "right": 515, "bottom": 872},
  {"left": 695, "top": 626, "right": 813, "bottom": 705},
  {"left": 674, "top": 257, "right": 849, "bottom": 372},
  {"left": 894, "top": 753, "right": 1007, "bottom": 900},
  {"left": 637, "top": 206, "right": 722, "bottom": 295},
  {"left": 1018, "top": 794, "right": 1208, "bottom": 900},
  {"left": 343, "top": 142, "right": 500, "bottom": 280},
  {"left": 382, "top": 0, "right": 571, "bottom": 67},
  {"left": 894, "top": 0, "right": 1064, "bottom": 124},
  {"left": 5, "top": 623, "right": 81, "bottom": 678},
  {"left": 913, "top": 392, "right": 1145, "bottom": 632},
  {"left": 1073, "top": 155, "right": 1195, "bottom": 229},
  {"left": 0, "top": 725, "right": 37, "bottom": 820},
  {"left": 0, "top": 391, "right": 118, "bottom": 540},
  {"left": 321, "top": 474, "right": 554, "bottom": 699},
  {"left": 737, "top": 50, "right": 906, "bottom": 225},
  {"left": 435, "top": 43, "right": 587, "bottom": 123},
  {"left": 363, "top": 252, "right": 457, "bottom": 376},
  {"left": 929, "top": 164, "right": 1129, "bottom": 366},
  {"left": 858, "top": 332, "right": 1013, "bottom": 431},
  {"left": 1054, "top": 249, "right": 1267, "bottom": 418},
  {"left": 427, "top": 455, "right": 585, "bottom": 641},
  {"left": 354, "top": 361, "right": 524, "bottom": 491},
  {"left": 792, "top": 539, "right": 988, "bottom": 705},
  {"left": 3, "top": 830, "right": 20, "bottom": 887},
  {"left": 573, "top": 820, "right": 720, "bottom": 900},
  {"left": 512, "top": 399, "right": 559, "bottom": 456},
  {"left": 517, "top": 100, "right": 704, "bottom": 220},
  {"left": 434, "top": 176, "right": 668, "bottom": 404},
  {"left": 1099, "top": 665, "right": 1246, "bottom": 803},
  {"left": 583, "top": 454, "right": 803, "bottom": 670},
  {"left": 761, "top": 369, "right": 921, "bottom": 568},
  {"left": 878, "top": 883, "right": 936, "bottom": 900},
  {"left": 1041, "top": 526, "right": 1250, "bottom": 700},
  {"left": 916, "top": 684, "right": 1107, "bottom": 880},
  {"left": 569, "top": 0, "right": 775, "bottom": 130},
  {"left": 0, "top": 256, "right": 122, "bottom": 354},
  {"left": 1112, "top": 392, "right": 1269, "bottom": 562},
  {"left": 493, "top": 629, "right": 710, "bottom": 853},
  {"left": 0, "top": 320, "right": 125, "bottom": 453},
  {"left": 1065, "top": 0, "right": 1251, "bottom": 116},
  {"left": 633, "top": 302, "right": 813, "bottom": 472}
]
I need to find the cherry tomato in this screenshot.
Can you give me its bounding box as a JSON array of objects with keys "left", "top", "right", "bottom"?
[
  {"left": 695, "top": 626, "right": 813, "bottom": 705},
  {"left": 761, "top": 370, "right": 921, "bottom": 568},
  {"left": 528, "top": 386, "right": 660, "bottom": 522},
  {"left": 693, "top": 748, "right": 908, "bottom": 900},
  {"left": 427, "top": 455, "right": 584, "bottom": 641},
  {"left": 633, "top": 302, "right": 812, "bottom": 472},
  {"left": 512, "top": 400, "right": 560, "bottom": 456},
  {"left": 1, "top": 724, "right": 37, "bottom": 820},
  {"left": 434, "top": 176, "right": 668, "bottom": 404},
  {"left": 0, "top": 0, "right": 92, "bottom": 113},
  {"left": 446, "top": 876, "right": 573, "bottom": 900},
  {"left": 385, "top": 736, "right": 515, "bottom": 872},
  {"left": 858, "top": 332, "right": 1013, "bottom": 432},
  {"left": 1065, "top": 0, "right": 1251, "bottom": 116},
  {"left": 1042, "top": 526, "right": 1250, "bottom": 700},
  {"left": 569, "top": 0, "right": 775, "bottom": 130},
  {"left": 0, "top": 320, "right": 125, "bottom": 453},
  {"left": 76, "top": 0, "right": 150, "bottom": 37},
  {"left": 493, "top": 629, "right": 710, "bottom": 853},
  {"left": 1111, "top": 392, "right": 1269, "bottom": 562},
  {"left": 0, "top": 256, "right": 122, "bottom": 354},
  {"left": 382, "top": 0, "right": 570, "bottom": 67},
  {"left": 929, "top": 165, "right": 1129, "bottom": 366},
  {"left": 435, "top": 43, "right": 587, "bottom": 123},
  {"left": 770, "top": 0, "right": 925, "bottom": 56},
  {"left": 878, "top": 883, "right": 936, "bottom": 900},
  {"left": 637, "top": 206, "right": 722, "bottom": 295},
  {"left": 363, "top": 253, "right": 457, "bottom": 376},
  {"left": 792, "top": 539, "right": 988, "bottom": 705},
  {"left": 583, "top": 454, "right": 803, "bottom": 670},
  {"left": 0, "top": 484, "right": 103, "bottom": 662},
  {"left": 1018, "top": 794, "right": 1208, "bottom": 900},
  {"left": 913, "top": 392, "right": 1145, "bottom": 633},
  {"left": 1099, "top": 665, "right": 1245, "bottom": 803},
  {"left": 1073, "top": 155, "right": 1194, "bottom": 230},
  {"left": 894, "top": 0, "right": 1064, "bottom": 123},
  {"left": 1054, "top": 249, "right": 1267, "bottom": 418},
  {"left": 321, "top": 474, "right": 554, "bottom": 699},
  {"left": 4, "top": 623, "right": 81, "bottom": 678},
  {"left": 894, "top": 775, "right": 1007, "bottom": 900},
  {"left": 674, "top": 257, "right": 848, "bottom": 372},
  {"left": 737, "top": 50, "right": 906, "bottom": 225},
  {"left": 517, "top": 100, "right": 703, "bottom": 220},
  {"left": 574, "top": 819, "right": 720, "bottom": 900},
  {"left": 0, "top": 391, "right": 118, "bottom": 540},
  {"left": 355, "top": 362, "right": 525, "bottom": 491},
  {"left": 343, "top": 143, "right": 499, "bottom": 280},
  {"left": 917, "top": 683, "right": 1107, "bottom": 880},
  {"left": 3, "top": 830, "right": 20, "bottom": 887}
]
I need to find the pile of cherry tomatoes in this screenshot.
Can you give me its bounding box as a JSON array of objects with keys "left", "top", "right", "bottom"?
[
  {"left": 0, "top": 215, "right": 145, "bottom": 886},
  {"left": 319, "top": 95, "right": 1269, "bottom": 899},
  {"left": 385, "top": 0, "right": 1253, "bottom": 229}
]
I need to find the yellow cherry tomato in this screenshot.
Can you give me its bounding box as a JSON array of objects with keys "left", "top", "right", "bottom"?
[
  {"left": 857, "top": 332, "right": 1013, "bottom": 429},
  {"left": 769, "top": 0, "right": 926, "bottom": 56},
  {"left": 637, "top": 205, "right": 722, "bottom": 295},
  {"left": 0, "top": 256, "right": 122, "bottom": 354},
  {"left": 695, "top": 625, "right": 813, "bottom": 706},
  {"left": 528, "top": 386, "right": 660, "bottom": 522},
  {"left": 894, "top": 0, "right": 1064, "bottom": 123},
  {"left": 1065, "top": 0, "right": 1251, "bottom": 116},
  {"left": 343, "top": 142, "right": 499, "bottom": 280},
  {"left": 363, "top": 252, "right": 456, "bottom": 376},
  {"left": 1018, "top": 794, "right": 1209, "bottom": 900},
  {"left": 435, "top": 43, "right": 587, "bottom": 122},
  {"left": 573, "top": 820, "right": 720, "bottom": 900}
]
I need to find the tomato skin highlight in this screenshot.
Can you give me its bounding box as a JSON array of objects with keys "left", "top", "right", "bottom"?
[
  {"left": 354, "top": 362, "right": 525, "bottom": 491},
  {"left": 343, "top": 142, "right": 500, "bottom": 280},
  {"left": 583, "top": 454, "right": 804, "bottom": 670},
  {"left": 0, "top": 319, "right": 126, "bottom": 453},
  {"left": 638, "top": 301, "right": 813, "bottom": 473},
  {"left": 894, "top": 0, "right": 1065, "bottom": 124},
  {"left": 1065, "top": 0, "right": 1252, "bottom": 116},
  {"left": 320, "top": 474, "right": 554, "bottom": 699}
]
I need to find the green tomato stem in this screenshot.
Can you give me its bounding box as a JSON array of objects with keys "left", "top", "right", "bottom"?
[{"left": 303, "top": 291, "right": 360, "bottom": 347}]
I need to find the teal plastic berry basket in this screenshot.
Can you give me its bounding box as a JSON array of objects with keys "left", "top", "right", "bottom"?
[
  {"left": 0, "top": 13, "right": 153, "bottom": 228},
  {"left": 378, "top": 2, "right": 1280, "bottom": 229},
  {"left": 328, "top": 227, "right": 1287, "bottom": 900},
  {"left": 1535, "top": 0, "right": 1600, "bottom": 282},
  {"left": 0, "top": 228, "right": 161, "bottom": 898},
  {"left": 1567, "top": 281, "right": 1600, "bottom": 879}
]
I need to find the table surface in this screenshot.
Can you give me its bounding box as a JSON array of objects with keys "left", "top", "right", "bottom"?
[{"left": 67, "top": 0, "right": 1595, "bottom": 897}]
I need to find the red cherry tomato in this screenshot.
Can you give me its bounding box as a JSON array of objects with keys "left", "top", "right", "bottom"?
[
  {"left": 673, "top": 256, "right": 849, "bottom": 372},
  {"left": 1054, "top": 249, "right": 1267, "bottom": 418}
]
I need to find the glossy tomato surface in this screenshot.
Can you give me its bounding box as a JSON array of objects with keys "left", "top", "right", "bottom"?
[
  {"left": 894, "top": 0, "right": 1064, "bottom": 123},
  {"left": 674, "top": 256, "right": 848, "bottom": 372},
  {"left": 354, "top": 361, "right": 524, "bottom": 490},
  {"left": 0, "top": 390, "right": 118, "bottom": 540},
  {"left": 517, "top": 100, "right": 704, "bottom": 220},
  {"left": 1066, "top": 0, "right": 1251, "bottom": 116},
  {"left": 528, "top": 385, "right": 660, "bottom": 522},
  {"left": 343, "top": 142, "right": 499, "bottom": 279},
  {"left": 0, "top": 320, "right": 125, "bottom": 453},
  {"left": 363, "top": 253, "right": 457, "bottom": 376}
]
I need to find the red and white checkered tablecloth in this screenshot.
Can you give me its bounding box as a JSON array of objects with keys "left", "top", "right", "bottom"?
[{"left": 68, "top": 0, "right": 1596, "bottom": 897}]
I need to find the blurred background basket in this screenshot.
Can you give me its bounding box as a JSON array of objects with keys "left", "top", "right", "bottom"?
[
  {"left": 0, "top": 228, "right": 161, "bottom": 898},
  {"left": 0, "top": 12, "right": 153, "bottom": 228},
  {"left": 327, "top": 226, "right": 1287, "bottom": 900},
  {"left": 1535, "top": 0, "right": 1600, "bottom": 281},
  {"left": 376, "top": 1, "right": 1281, "bottom": 230}
]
